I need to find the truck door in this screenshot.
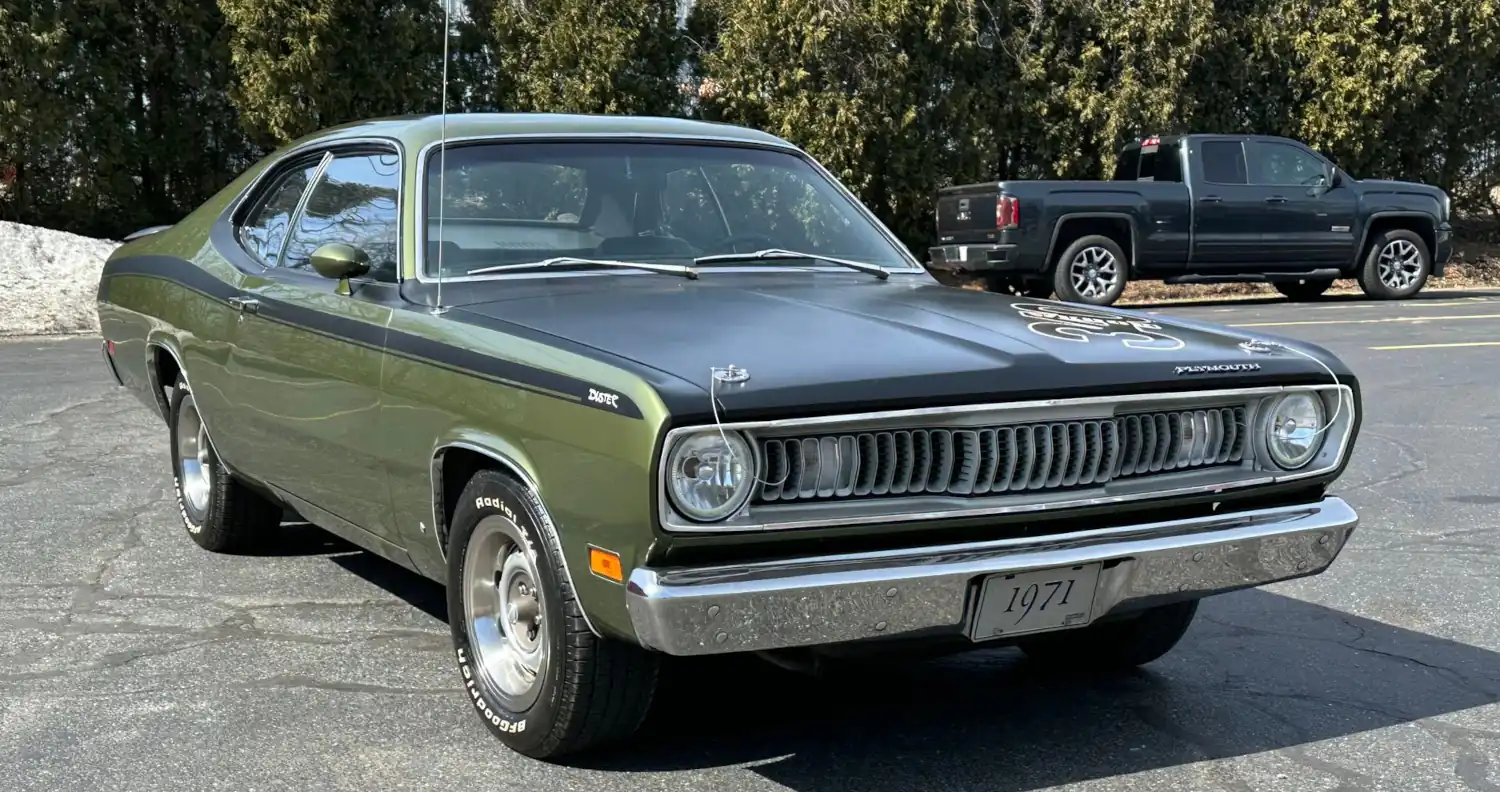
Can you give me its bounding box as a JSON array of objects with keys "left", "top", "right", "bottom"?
[
  {"left": 1244, "top": 139, "right": 1357, "bottom": 266},
  {"left": 1188, "top": 138, "right": 1271, "bottom": 269}
]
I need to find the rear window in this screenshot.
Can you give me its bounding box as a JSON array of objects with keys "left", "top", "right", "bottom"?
[{"left": 1114, "top": 140, "right": 1182, "bottom": 182}]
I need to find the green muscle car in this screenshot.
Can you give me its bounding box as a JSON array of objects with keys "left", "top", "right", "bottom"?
[{"left": 96, "top": 113, "right": 1363, "bottom": 760}]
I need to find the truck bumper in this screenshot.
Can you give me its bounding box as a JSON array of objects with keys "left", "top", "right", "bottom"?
[
  {"left": 625, "top": 496, "right": 1357, "bottom": 656},
  {"left": 927, "top": 243, "right": 1035, "bottom": 274},
  {"left": 1433, "top": 223, "right": 1454, "bottom": 277}
]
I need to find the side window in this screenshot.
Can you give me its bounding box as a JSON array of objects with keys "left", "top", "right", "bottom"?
[
  {"left": 280, "top": 151, "right": 402, "bottom": 282},
  {"left": 1200, "top": 141, "right": 1248, "bottom": 185},
  {"left": 1247, "top": 141, "right": 1329, "bottom": 186},
  {"left": 239, "top": 161, "right": 320, "bottom": 265}
]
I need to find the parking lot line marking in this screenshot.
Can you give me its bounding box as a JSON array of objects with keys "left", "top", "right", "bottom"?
[
  {"left": 1231, "top": 313, "right": 1500, "bottom": 328},
  {"left": 1370, "top": 341, "right": 1500, "bottom": 350}
]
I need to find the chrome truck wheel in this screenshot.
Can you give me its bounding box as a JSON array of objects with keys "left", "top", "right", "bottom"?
[
  {"left": 1052, "top": 234, "right": 1129, "bottom": 306},
  {"left": 1358, "top": 228, "right": 1431, "bottom": 300}
]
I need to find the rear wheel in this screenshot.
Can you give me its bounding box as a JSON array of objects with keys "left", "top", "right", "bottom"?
[
  {"left": 1274, "top": 278, "right": 1335, "bottom": 301},
  {"left": 167, "top": 375, "right": 282, "bottom": 553},
  {"left": 1358, "top": 229, "right": 1431, "bottom": 300},
  {"left": 447, "top": 470, "right": 659, "bottom": 760},
  {"left": 985, "top": 274, "right": 1053, "bottom": 299},
  {"left": 1052, "top": 235, "right": 1129, "bottom": 306},
  {"left": 1016, "top": 599, "right": 1199, "bottom": 672}
]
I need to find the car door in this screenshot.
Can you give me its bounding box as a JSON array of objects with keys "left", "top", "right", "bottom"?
[
  {"left": 1245, "top": 139, "right": 1357, "bottom": 266},
  {"left": 221, "top": 143, "right": 405, "bottom": 546},
  {"left": 1188, "top": 138, "right": 1272, "bottom": 269}
]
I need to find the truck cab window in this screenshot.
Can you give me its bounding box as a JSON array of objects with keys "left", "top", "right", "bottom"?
[
  {"left": 1200, "top": 141, "right": 1248, "bottom": 185},
  {"left": 1248, "top": 141, "right": 1329, "bottom": 186}
]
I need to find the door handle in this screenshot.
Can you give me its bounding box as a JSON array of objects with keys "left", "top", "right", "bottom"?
[
  {"left": 1198, "top": 196, "right": 1222, "bottom": 203},
  {"left": 227, "top": 297, "right": 260, "bottom": 314},
  {"left": 1264, "top": 196, "right": 1287, "bottom": 203}
]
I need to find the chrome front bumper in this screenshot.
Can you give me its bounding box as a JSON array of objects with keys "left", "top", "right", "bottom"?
[{"left": 625, "top": 497, "right": 1358, "bottom": 656}]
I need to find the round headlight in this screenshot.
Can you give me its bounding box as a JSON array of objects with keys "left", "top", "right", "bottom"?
[
  {"left": 666, "top": 431, "right": 755, "bottom": 522},
  {"left": 1265, "top": 392, "right": 1326, "bottom": 470}
]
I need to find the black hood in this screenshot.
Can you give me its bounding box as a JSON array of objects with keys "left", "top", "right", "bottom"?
[{"left": 449, "top": 273, "right": 1354, "bottom": 422}]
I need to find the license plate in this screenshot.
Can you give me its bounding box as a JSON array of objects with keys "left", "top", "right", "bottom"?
[{"left": 970, "top": 563, "right": 1102, "bottom": 641}]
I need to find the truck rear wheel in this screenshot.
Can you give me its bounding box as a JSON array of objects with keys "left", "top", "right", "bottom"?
[
  {"left": 1052, "top": 235, "right": 1128, "bottom": 306},
  {"left": 984, "top": 274, "right": 1053, "bottom": 299},
  {"left": 1274, "top": 278, "right": 1334, "bottom": 301},
  {"left": 1357, "top": 229, "right": 1431, "bottom": 300}
]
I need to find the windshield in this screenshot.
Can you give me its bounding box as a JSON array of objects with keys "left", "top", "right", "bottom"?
[{"left": 420, "top": 140, "right": 917, "bottom": 278}]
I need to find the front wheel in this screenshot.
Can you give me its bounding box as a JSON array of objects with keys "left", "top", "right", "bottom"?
[
  {"left": 447, "top": 470, "right": 659, "bottom": 760},
  {"left": 1016, "top": 599, "right": 1199, "bottom": 672},
  {"left": 1052, "top": 235, "right": 1129, "bottom": 306},
  {"left": 1358, "top": 229, "right": 1431, "bottom": 300}
]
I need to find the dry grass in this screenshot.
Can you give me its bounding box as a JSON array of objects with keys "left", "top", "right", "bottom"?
[{"left": 943, "top": 242, "right": 1500, "bottom": 305}]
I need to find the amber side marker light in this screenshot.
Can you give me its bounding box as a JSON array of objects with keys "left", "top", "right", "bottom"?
[{"left": 589, "top": 546, "right": 624, "bottom": 583}]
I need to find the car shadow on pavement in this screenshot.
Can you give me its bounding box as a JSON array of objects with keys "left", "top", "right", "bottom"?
[
  {"left": 310, "top": 539, "right": 1500, "bottom": 789},
  {"left": 576, "top": 589, "right": 1500, "bottom": 790}
]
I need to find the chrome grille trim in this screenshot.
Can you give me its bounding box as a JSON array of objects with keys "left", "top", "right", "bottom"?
[
  {"left": 656, "top": 384, "right": 1357, "bottom": 534},
  {"left": 753, "top": 407, "right": 1249, "bottom": 505}
]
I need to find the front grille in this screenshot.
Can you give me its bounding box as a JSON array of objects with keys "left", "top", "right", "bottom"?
[{"left": 755, "top": 407, "right": 1249, "bottom": 504}]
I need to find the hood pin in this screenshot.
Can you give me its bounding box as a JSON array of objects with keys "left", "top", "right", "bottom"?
[{"left": 712, "top": 365, "right": 751, "bottom": 385}]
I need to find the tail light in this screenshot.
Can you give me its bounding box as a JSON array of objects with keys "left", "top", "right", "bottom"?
[{"left": 996, "top": 194, "right": 1019, "bottom": 229}]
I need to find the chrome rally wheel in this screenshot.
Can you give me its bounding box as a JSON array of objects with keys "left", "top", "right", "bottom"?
[
  {"left": 174, "top": 393, "right": 213, "bottom": 526},
  {"left": 445, "top": 470, "right": 660, "bottom": 760},
  {"left": 462, "top": 514, "right": 548, "bottom": 713}
]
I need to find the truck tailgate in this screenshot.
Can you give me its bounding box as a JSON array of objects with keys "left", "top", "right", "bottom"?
[{"left": 936, "top": 186, "right": 997, "bottom": 240}]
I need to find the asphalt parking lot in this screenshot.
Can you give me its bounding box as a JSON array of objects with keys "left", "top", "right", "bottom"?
[{"left": 4, "top": 289, "right": 1500, "bottom": 792}]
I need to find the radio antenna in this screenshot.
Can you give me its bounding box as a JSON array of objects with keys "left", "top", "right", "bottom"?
[{"left": 430, "top": 0, "right": 453, "bottom": 316}]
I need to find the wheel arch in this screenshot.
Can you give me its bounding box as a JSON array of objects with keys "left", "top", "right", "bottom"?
[
  {"left": 144, "top": 337, "right": 185, "bottom": 424},
  {"left": 429, "top": 438, "right": 602, "bottom": 638},
  {"left": 1045, "top": 213, "right": 1138, "bottom": 275},
  {"left": 1355, "top": 212, "right": 1437, "bottom": 272}
]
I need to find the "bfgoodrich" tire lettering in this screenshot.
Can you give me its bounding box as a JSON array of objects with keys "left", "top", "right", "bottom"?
[{"left": 456, "top": 646, "right": 527, "bottom": 733}]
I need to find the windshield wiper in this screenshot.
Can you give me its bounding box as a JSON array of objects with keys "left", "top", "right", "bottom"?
[
  {"left": 693, "top": 248, "right": 890, "bottom": 280},
  {"left": 467, "top": 256, "right": 700, "bottom": 279}
]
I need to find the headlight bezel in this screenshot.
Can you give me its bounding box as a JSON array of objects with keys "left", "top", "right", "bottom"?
[
  {"left": 662, "top": 429, "right": 759, "bottom": 523},
  {"left": 1258, "top": 390, "right": 1331, "bottom": 471}
]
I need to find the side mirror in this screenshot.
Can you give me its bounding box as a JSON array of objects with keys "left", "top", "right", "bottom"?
[
  {"left": 309, "top": 242, "right": 371, "bottom": 281},
  {"left": 1329, "top": 169, "right": 1344, "bottom": 188}
]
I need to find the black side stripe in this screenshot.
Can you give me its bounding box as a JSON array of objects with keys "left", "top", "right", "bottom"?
[{"left": 101, "top": 254, "right": 645, "bottom": 419}]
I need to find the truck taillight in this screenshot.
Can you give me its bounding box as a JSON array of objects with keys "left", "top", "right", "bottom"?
[{"left": 996, "top": 195, "right": 1019, "bottom": 229}]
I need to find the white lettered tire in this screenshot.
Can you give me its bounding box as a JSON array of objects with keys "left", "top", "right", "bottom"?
[
  {"left": 167, "top": 374, "right": 281, "bottom": 553},
  {"left": 446, "top": 470, "right": 659, "bottom": 759}
]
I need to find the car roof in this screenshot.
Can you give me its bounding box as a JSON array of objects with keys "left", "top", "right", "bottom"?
[{"left": 275, "top": 112, "right": 801, "bottom": 154}]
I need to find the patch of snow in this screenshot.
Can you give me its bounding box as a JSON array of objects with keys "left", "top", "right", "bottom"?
[{"left": 0, "top": 221, "right": 122, "bottom": 337}]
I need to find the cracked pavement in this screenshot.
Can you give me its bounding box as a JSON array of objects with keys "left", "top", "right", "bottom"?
[{"left": 4, "top": 291, "right": 1500, "bottom": 791}]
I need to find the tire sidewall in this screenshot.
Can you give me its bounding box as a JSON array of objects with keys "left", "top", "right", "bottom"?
[
  {"left": 1363, "top": 230, "right": 1431, "bottom": 299},
  {"left": 167, "top": 379, "right": 215, "bottom": 535},
  {"left": 446, "top": 472, "right": 568, "bottom": 753},
  {"left": 1053, "top": 235, "right": 1129, "bottom": 306}
]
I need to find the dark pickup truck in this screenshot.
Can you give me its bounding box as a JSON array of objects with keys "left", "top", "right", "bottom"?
[{"left": 928, "top": 133, "right": 1454, "bottom": 306}]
